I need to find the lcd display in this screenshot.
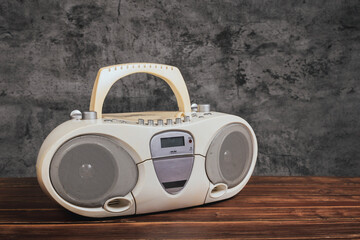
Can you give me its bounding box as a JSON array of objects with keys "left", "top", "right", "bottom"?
[{"left": 161, "top": 136, "right": 185, "bottom": 148}]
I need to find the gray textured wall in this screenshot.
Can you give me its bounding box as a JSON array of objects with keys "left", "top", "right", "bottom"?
[{"left": 0, "top": 0, "right": 359, "bottom": 177}]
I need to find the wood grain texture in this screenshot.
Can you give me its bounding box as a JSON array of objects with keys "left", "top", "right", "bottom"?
[{"left": 0, "top": 177, "right": 359, "bottom": 239}]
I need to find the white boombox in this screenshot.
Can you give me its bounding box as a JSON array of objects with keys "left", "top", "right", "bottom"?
[{"left": 36, "top": 63, "right": 258, "bottom": 218}]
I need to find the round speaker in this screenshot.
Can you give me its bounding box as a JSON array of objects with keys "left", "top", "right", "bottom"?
[
  {"left": 206, "top": 123, "right": 253, "bottom": 188},
  {"left": 50, "top": 135, "right": 138, "bottom": 208}
]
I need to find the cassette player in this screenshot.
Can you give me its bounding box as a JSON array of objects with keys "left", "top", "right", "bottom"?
[{"left": 36, "top": 63, "right": 258, "bottom": 217}]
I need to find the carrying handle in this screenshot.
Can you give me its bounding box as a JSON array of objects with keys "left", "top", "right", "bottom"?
[{"left": 89, "top": 63, "right": 192, "bottom": 119}]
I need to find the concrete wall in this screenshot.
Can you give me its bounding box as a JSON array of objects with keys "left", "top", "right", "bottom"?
[{"left": 0, "top": 0, "right": 359, "bottom": 177}]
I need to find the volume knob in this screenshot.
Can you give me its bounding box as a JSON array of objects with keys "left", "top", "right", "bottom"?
[
  {"left": 198, "top": 104, "right": 210, "bottom": 113},
  {"left": 83, "top": 111, "right": 97, "bottom": 120}
]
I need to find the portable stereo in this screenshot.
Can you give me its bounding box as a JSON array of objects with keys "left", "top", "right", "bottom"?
[{"left": 36, "top": 63, "right": 258, "bottom": 217}]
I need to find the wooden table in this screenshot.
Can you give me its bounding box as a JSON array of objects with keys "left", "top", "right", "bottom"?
[{"left": 0, "top": 177, "right": 359, "bottom": 239}]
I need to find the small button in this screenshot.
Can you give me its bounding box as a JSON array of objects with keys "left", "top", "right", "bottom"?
[
  {"left": 184, "top": 116, "right": 190, "bottom": 122},
  {"left": 175, "top": 118, "right": 182, "bottom": 124},
  {"left": 166, "top": 119, "right": 173, "bottom": 125},
  {"left": 191, "top": 103, "right": 198, "bottom": 112},
  {"left": 157, "top": 119, "right": 164, "bottom": 126},
  {"left": 147, "top": 120, "right": 154, "bottom": 126},
  {"left": 70, "top": 110, "right": 82, "bottom": 120},
  {"left": 138, "top": 119, "right": 145, "bottom": 125},
  {"left": 204, "top": 112, "right": 212, "bottom": 115}
]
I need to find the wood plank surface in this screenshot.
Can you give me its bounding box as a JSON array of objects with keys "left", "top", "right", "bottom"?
[{"left": 0, "top": 177, "right": 359, "bottom": 239}]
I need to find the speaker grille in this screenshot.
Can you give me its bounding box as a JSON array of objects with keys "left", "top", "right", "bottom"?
[
  {"left": 50, "top": 135, "right": 138, "bottom": 208},
  {"left": 206, "top": 124, "right": 253, "bottom": 188}
]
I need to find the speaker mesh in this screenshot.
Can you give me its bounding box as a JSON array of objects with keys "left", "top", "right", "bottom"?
[
  {"left": 206, "top": 124, "right": 253, "bottom": 188},
  {"left": 50, "top": 135, "right": 138, "bottom": 208}
]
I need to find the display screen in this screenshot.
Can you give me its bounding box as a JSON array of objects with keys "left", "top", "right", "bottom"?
[{"left": 161, "top": 136, "right": 185, "bottom": 148}]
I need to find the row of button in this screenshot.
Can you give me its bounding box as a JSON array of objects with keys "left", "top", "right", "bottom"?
[
  {"left": 103, "top": 119, "right": 127, "bottom": 123},
  {"left": 138, "top": 116, "right": 190, "bottom": 126}
]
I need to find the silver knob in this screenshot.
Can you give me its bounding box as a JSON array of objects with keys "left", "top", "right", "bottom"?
[
  {"left": 83, "top": 111, "right": 97, "bottom": 120},
  {"left": 70, "top": 110, "right": 82, "bottom": 120},
  {"left": 184, "top": 116, "right": 190, "bottom": 122},
  {"left": 138, "top": 119, "right": 145, "bottom": 125},
  {"left": 175, "top": 118, "right": 182, "bottom": 124},
  {"left": 191, "top": 103, "right": 198, "bottom": 112},
  {"left": 198, "top": 104, "right": 210, "bottom": 113},
  {"left": 147, "top": 119, "right": 154, "bottom": 126},
  {"left": 166, "top": 119, "right": 173, "bottom": 125},
  {"left": 157, "top": 119, "right": 164, "bottom": 126}
]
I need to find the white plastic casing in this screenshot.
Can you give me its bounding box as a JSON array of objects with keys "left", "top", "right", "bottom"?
[
  {"left": 36, "top": 112, "right": 257, "bottom": 217},
  {"left": 36, "top": 63, "right": 258, "bottom": 218}
]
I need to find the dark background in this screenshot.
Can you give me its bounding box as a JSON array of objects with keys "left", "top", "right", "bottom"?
[{"left": 0, "top": 0, "right": 359, "bottom": 177}]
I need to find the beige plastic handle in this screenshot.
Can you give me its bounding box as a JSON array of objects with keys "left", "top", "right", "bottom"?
[{"left": 89, "top": 63, "right": 192, "bottom": 119}]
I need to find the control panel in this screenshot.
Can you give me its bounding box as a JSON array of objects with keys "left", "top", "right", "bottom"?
[
  {"left": 150, "top": 131, "right": 193, "bottom": 158},
  {"left": 150, "top": 131, "right": 194, "bottom": 194},
  {"left": 70, "top": 103, "right": 211, "bottom": 126}
]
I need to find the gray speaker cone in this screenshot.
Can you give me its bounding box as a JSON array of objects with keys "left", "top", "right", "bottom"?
[
  {"left": 206, "top": 123, "right": 253, "bottom": 188},
  {"left": 50, "top": 135, "right": 138, "bottom": 208}
]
